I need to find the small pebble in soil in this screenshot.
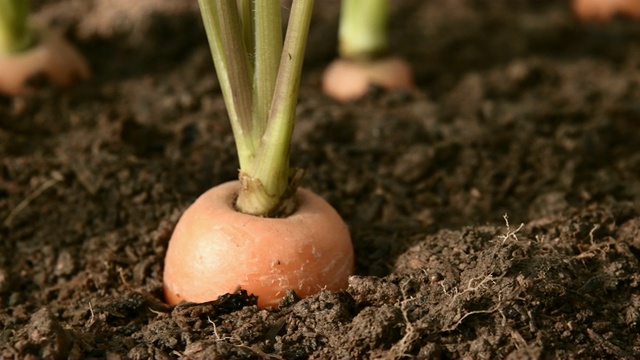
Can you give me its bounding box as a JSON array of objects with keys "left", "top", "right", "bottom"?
[
  {"left": 429, "top": 272, "right": 444, "bottom": 283},
  {"left": 54, "top": 250, "right": 75, "bottom": 276}
]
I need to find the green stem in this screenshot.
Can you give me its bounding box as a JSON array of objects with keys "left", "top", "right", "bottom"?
[
  {"left": 198, "top": 0, "right": 255, "bottom": 169},
  {"left": 0, "top": 0, "right": 33, "bottom": 55},
  {"left": 339, "top": 0, "right": 388, "bottom": 60},
  {"left": 199, "top": 0, "right": 313, "bottom": 217},
  {"left": 236, "top": 0, "right": 313, "bottom": 216},
  {"left": 236, "top": 0, "right": 254, "bottom": 63},
  {"left": 252, "top": 0, "right": 282, "bottom": 141}
]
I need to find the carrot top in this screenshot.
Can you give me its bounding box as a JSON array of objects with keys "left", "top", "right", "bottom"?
[{"left": 198, "top": 0, "right": 314, "bottom": 217}]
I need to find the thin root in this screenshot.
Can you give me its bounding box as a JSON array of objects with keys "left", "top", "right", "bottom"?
[{"left": 3, "top": 171, "right": 64, "bottom": 227}]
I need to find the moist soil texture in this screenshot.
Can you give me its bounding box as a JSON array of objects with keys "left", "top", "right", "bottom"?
[{"left": 2, "top": 0, "right": 640, "bottom": 358}]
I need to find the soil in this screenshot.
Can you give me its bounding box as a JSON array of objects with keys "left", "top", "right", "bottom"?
[{"left": 2, "top": 0, "right": 640, "bottom": 358}]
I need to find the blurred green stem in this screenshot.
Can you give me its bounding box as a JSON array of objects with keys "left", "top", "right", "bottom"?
[
  {"left": 339, "top": 0, "right": 388, "bottom": 60},
  {"left": 0, "top": 0, "right": 33, "bottom": 55}
]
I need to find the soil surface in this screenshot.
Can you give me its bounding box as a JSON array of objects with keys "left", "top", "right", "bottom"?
[{"left": 2, "top": 0, "right": 640, "bottom": 358}]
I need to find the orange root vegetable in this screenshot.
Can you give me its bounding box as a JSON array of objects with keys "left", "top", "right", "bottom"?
[
  {"left": 0, "top": 29, "right": 90, "bottom": 96},
  {"left": 321, "top": 56, "right": 413, "bottom": 102},
  {"left": 163, "top": 181, "right": 354, "bottom": 308},
  {"left": 572, "top": 0, "right": 640, "bottom": 22}
]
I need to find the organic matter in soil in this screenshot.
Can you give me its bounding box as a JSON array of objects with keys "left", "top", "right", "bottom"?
[{"left": 1, "top": 1, "right": 640, "bottom": 358}]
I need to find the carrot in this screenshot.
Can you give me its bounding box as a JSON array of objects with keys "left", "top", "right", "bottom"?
[
  {"left": 163, "top": 181, "right": 354, "bottom": 308},
  {"left": 322, "top": 0, "right": 413, "bottom": 102},
  {"left": 322, "top": 56, "right": 413, "bottom": 103},
  {"left": 572, "top": 0, "right": 640, "bottom": 22},
  {"left": 163, "top": 0, "right": 354, "bottom": 308},
  {"left": 0, "top": 0, "right": 90, "bottom": 96},
  {"left": 0, "top": 30, "right": 91, "bottom": 96}
]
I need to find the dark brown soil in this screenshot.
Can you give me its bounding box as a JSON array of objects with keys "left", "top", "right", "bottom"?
[{"left": 2, "top": 0, "right": 640, "bottom": 358}]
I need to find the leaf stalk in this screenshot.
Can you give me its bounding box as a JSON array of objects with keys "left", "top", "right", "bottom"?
[
  {"left": 338, "top": 0, "right": 388, "bottom": 60},
  {"left": 198, "top": 0, "right": 314, "bottom": 217},
  {"left": 0, "top": 0, "right": 33, "bottom": 56}
]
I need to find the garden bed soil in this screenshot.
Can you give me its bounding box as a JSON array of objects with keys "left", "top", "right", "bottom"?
[{"left": 2, "top": 0, "right": 640, "bottom": 358}]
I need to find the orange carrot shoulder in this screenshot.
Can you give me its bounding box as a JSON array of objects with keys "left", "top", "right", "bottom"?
[
  {"left": 573, "top": 0, "right": 640, "bottom": 22},
  {"left": 0, "top": 0, "right": 90, "bottom": 96}
]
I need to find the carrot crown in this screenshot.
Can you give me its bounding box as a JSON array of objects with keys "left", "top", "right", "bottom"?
[{"left": 198, "top": 0, "right": 314, "bottom": 217}]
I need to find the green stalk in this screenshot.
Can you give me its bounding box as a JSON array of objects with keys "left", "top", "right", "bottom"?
[
  {"left": 236, "top": 0, "right": 312, "bottom": 216},
  {"left": 252, "top": 1, "right": 282, "bottom": 140},
  {"left": 199, "top": 0, "right": 255, "bottom": 169},
  {"left": 0, "top": 0, "right": 33, "bottom": 55},
  {"left": 198, "top": 0, "right": 314, "bottom": 217},
  {"left": 236, "top": 0, "right": 254, "bottom": 62},
  {"left": 338, "top": 0, "right": 388, "bottom": 60}
]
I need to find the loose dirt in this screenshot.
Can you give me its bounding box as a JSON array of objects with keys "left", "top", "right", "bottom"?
[{"left": 1, "top": 0, "right": 639, "bottom": 358}]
